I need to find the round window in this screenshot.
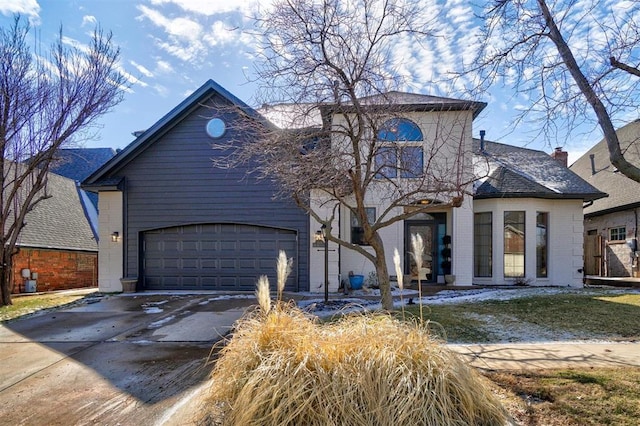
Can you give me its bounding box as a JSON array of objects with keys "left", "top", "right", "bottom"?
[{"left": 206, "top": 118, "right": 226, "bottom": 138}]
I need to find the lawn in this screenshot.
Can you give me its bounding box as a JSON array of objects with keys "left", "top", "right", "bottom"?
[
  {"left": 0, "top": 292, "right": 92, "bottom": 322},
  {"left": 406, "top": 291, "right": 640, "bottom": 343},
  {"left": 488, "top": 367, "right": 640, "bottom": 425},
  {"left": 403, "top": 289, "right": 640, "bottom": 425}
]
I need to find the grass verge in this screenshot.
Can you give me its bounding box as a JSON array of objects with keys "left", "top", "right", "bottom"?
[{"left": 0, "top": 293, "right": 92, "bottom": 322}]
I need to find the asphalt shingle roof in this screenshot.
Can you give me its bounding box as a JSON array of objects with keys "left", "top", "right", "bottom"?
[
  {"left": 474, "top": 139, "right": 606, "bottom": 201},
  {"left": 51, "top": 148, "right": 116, "bottom": 182},
  {"left": 569, "top": 120, "right": 640, "bottom": 215},
  {"left": 51, "top": 148, "right": 116, "bottom": 210},
  {"left": 16, "top": 170, "right": 97, "bottom": 252}
]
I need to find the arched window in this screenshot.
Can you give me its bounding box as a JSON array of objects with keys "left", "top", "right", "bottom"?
[{"left": 376, "top": 118, "right": 424, "bottom": 178}]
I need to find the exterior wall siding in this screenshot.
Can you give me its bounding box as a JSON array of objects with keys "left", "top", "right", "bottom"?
[
  {"left": 452, "top": 196, "right": 474, "bottom": 285},
  {"left": 310, "top": 109, "right": 475, "bottom": 289},
  {"left": 98, "top": 191, "right": 123, "bottom": 292},
  {"left": 584, "top": 209, "right": 638, "bottom": 277},
  {"left": 473, "top": 198, "right": 584, "bottom": 287},
  {"left": 111, "top": 95, "right": 310, "bottom": 290},
  {"left": 308, "top": 194, "right": 341, "bottom": 292},
  {"left": 12, "top": 248, "right": 97, "bottom": 293}
]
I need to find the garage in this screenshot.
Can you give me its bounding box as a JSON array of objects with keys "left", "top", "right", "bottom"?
[{"left": 142, "top": 223, "right": 298, "bottom": 291}]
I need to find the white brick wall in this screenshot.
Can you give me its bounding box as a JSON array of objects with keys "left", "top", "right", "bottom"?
[{"left": 473, "top": 198, "right": 584, "bottom": 287}]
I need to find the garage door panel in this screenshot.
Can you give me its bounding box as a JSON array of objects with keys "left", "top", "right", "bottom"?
[{"left": 143, "top": 224, "right": 298, "bottom": 291}]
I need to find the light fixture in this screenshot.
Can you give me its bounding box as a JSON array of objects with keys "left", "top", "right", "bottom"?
[
  {"left": 111, "top": 231, "right": 119, "bottom": 242},
  {"left": 313, "top": 229, "right": 325, "bottom": 247}
]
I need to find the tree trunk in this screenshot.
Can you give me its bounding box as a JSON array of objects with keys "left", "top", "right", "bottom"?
[
  {"left": 1, "top": 251, "right": 13, "bottom": 306},
  {"left": 369, "top": 234, "right": 393, "bottom": 310},
  {"left": 537, "top": 0, "right": 640, "bottom": 182}
]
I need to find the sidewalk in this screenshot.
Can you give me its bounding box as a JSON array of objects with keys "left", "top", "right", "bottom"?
[{"left": 448, "top": 341, "right": 640, "bottom": 370}]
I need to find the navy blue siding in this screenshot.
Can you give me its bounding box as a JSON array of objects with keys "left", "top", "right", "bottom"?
[{"left": 113, "top": 94, "right": 309, "bottom": 290}]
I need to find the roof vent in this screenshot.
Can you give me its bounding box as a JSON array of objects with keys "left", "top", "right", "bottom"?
[
  {"left": 479, "top": 130, "right": 486, "bottom": 151},
  {"left": 589, "top": 153, "right": 596, "bottom": 175}
]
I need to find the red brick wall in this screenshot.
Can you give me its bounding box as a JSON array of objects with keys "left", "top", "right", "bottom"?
[{"left": 11, "top": 248, "right": 98, "bottom": 293}]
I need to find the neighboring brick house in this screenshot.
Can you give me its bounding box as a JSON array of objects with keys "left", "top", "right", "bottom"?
[
  {"left": 11, "top": 171, "right": 98, "bottom": 293},
  {"left": 570, "top": 120, "right": 640, "bottom": 277}
]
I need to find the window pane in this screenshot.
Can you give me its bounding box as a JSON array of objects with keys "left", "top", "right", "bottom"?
[
  {"left": 378, "top": 118, "right": 423, "bottom": 141},
  {"left": 400, "top": 146, "right": 423, "bottom": 178},
  {"left": 609, "top": 226, "right": 626, "bottom": 241},
  {"left": 536, "top": 212, "right": 548, "bottom": 278},
  {"left": 474, "top": 212, "right": 492, "bottom": 277},
  {"left": 504, "top": 211, "right": 525, "bottom": 278},
  {"left": 375, "top": 146, "right": 397, "bottom": 178}
]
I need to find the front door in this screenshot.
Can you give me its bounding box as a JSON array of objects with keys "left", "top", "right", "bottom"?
[{"left": 405, "top": 221, "right": 437, "bottom": 283}]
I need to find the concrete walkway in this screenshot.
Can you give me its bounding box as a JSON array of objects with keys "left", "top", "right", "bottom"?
[{"left": 448, "top": 341, "right": 640, "bottom": 371}]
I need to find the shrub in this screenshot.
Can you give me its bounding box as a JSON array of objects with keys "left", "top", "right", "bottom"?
[{"left": 199, "top": 302, "right": 507, "bottom": 425}]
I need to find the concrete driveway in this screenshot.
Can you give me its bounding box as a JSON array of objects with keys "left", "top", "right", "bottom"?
[{"left": 0, "top": 291, "right": 253, "bottom": 426}]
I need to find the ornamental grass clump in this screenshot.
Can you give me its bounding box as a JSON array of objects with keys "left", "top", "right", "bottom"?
[{"left": 200, "top": 282, "right": 507, "bottom": 425}]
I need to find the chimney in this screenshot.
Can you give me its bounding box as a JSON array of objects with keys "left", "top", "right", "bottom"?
[
  {"left": 479, "top": 130, "right": 486, "bottom": 151},
  {"left": 589, "top": 153, "right": 596, "bottom": 175},
  {"left": 550, "top": 147, "right": 568, "bottom": 167}
]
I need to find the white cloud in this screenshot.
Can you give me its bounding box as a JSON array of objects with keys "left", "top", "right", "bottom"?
[
  {"left": 153, "top": 83, "right": 169, "bottom": 97},
  {"left": 137, "top": 5, "right": 203, "bottom": 41},
  {"left": 0, "top": 0, "right": 40, "bottom": 23},
  {"left": 202, "top": 20, "right": 238, "bottom": 47},
  {"left": 130, "top": 60, "right": 154, "bottom": 78},
  {"left": 81, "top": 15, "right": 97, "bottom": 27},
  {"left": 155, "top": 59, "right": 174, "bottom": 74},
  {"left": 137, "top": 4, "right": 245, "bottom": 63},
  {"left": 149, "top": 0, "right": 260, "bottom": 16}
]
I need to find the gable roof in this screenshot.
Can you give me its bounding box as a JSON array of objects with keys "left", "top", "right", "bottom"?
[
  {"left": 569, "top": 120, "right": 640, "bottom": 216},
  {"left": 474, "top": 139, "right": 606, "bottom": 201},
  {"left": 83, "top": 79, "right": 270, "bottom": 189},
  {"left": 17, "top": 171, "right": 97, "bottom": 252}
]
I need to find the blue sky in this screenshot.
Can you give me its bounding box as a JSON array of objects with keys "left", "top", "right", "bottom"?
[{"left": 0, "top": 0, "right": 635, "bottom": 164}]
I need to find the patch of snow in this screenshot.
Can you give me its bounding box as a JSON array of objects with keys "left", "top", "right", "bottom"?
[
  {"left": 198, "top": 294, "right": 256, "bottom": 305},
  {"left": 296, "top": 286, "right": 640, "bottom": 323},
  {"left": 143, "top": 307, "right": 163, "bottom": 314},
  {"left": 148, "top": 315, "right": 175, "bottom": 329},
  {"left": 132, "top": 340, "right": 154, "bottom": 345}
]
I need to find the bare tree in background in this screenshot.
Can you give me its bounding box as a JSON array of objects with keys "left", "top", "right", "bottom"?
[
  {"left": 471, "top": 0, "right": 640, "bottom": 181},
  {"left": 0, "top": 16, "right": 126, "bottom": 305},
  {"left": 213, "top": 0, "right": 483, "bottom": 310}
]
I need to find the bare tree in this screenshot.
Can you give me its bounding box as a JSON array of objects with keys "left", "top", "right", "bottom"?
[
  {"left": 0, "top": 16, "right": 126, "bottom": 305},
  {"left": 470, "top": 0, "right": 640, "bottom": 181},
  {"left": 213, "top": 0, "right": 483, "bottom": 310}
]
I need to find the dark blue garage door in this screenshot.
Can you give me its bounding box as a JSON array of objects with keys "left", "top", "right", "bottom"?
[{"left": 142, "top": 223, "right": 298, "bottom": 291}]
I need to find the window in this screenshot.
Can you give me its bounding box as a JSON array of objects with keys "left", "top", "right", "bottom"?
[
  {"left": 375, "top": 118, "right": 423, "bottom": 178},
  {"left": 504, "top": 211, "right": 525, "bottom": 278},
  {"left": 536, "top": 212, "right": 548, "bottom": 278},
  {"left": 609, "top": 226, "right": 626, "bottom": 242},
  {"left": 351, "top": 208, "right": 376, "bottom": 245},
  {"left": 474, "top": 212, "right": 492, "bottom": 277}
]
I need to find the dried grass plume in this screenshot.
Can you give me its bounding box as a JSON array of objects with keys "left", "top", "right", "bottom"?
[
  {"left": 276, "top": 250, "right": 293, "bottom": 301},
  {"left": 200, "top": 303, "right": 507, "bottom": 425}
]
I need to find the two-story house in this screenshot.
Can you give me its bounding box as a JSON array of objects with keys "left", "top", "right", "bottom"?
[{"left": 84, "top": 80, "right": 604, "bottom": 292}]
